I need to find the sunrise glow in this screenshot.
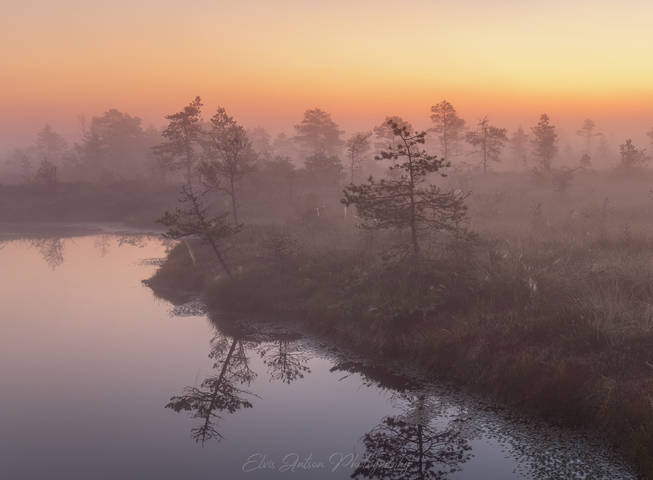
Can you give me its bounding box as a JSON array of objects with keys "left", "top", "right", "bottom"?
[{"left": 3, "top": 0, "right": 653, "bottom": 146}]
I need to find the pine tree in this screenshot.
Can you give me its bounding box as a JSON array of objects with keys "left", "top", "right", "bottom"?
[
  {"left": 345, "top": 131, "right": 372, "bottom": 183},
  {"left": 342, "top": 119, "right": 467, "bottom": 259},
  {"left": 530, "top": 114, "right": 558, "bottom": 173},
  {"left": 464, "top": 117, "right": 507, "bottom": 173},
  {"left": 293, "top": 108, "right": 343, "bottom": 156},
  {"left": 153, "top": 97, "right": 203, "bottom": 185},
  {"left": 577, "top": 119, "right": 600, "bottom": 156},
  {"left": 200, "top": 107, "right": 256, "bottom": 224},
  {"left": 157, "top": 185, "right": 239, "bottom": 279},
  {"left": 618, "top": 139, "right": 647, "bottom": 171},
  {"left": 429, "top": 100, "right": 466, "bottom": 160}
]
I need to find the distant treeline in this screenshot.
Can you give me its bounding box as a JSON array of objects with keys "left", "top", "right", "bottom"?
[
  {"left": 4, "top": 99, "right": 653, "bottom": 188},
  {"left": 3, "top": 97, "right": 653, "bottom": 230}
]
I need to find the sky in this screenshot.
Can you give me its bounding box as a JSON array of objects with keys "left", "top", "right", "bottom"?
[{"left": 2, "top": 0, "right": 653, "bottom": 148}]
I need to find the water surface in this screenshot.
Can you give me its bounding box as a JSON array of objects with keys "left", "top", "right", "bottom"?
[{"left": 0, "top": 233, "right": 635, "bottom": 479}]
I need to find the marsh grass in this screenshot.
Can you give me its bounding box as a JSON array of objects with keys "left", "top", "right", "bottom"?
[{"left": 148, "top": 170, "right": 653, "bottom": 477}]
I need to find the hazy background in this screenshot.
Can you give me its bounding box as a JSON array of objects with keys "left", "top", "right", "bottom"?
[{"left": 2, "top": 0, "right": 653, "bottom": 149}]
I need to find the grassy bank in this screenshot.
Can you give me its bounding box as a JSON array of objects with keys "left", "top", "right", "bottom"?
[{"left": 147, "top": 217, "right": 653, "bottom": 478}]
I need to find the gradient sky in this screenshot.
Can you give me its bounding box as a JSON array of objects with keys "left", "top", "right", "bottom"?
[{"left": 2, "top": 0, "right": 653, "bottom": 148}]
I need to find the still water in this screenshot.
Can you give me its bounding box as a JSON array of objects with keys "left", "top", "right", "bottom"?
[{"left": 0, "top": 233, "right": 635, "bottom": 479}]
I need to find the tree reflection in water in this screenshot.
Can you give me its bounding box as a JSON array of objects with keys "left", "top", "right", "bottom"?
[
  {"left": 30, "top": 237, "right": 65, "bottom": 269},
  {"left": 20, "top": 233, "right": 160, "bottom": 268},
  {"left": 259, "top": 336, "right": 311, "bottom": 384},
  {"left": 166, "top": 333, "right": 257, "bottom": 444},
  {"left": 93, "top": 234, "right": 112, "bottom": 257},
  {"left": 117, "top": 234, "right": 148, "bottom": 248},
  {"left": 167, "top": 308, "right": 315, "bottom": 443},
  {"left": 159, "top": 304, "right": 629, "bottom": 479},
  {"left": 352, "top": 394, "right": 472, "bottom": 480}
]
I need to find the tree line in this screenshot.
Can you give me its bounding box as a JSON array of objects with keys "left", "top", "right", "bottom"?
[{"left": 5, "top": 99, "right": 653, "bottom": 189}]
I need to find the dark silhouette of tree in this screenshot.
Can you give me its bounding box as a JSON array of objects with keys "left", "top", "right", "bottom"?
[
  {"left": 342, "top": 120, "right": 467, "bottom": 259},
  {"left": 429, "top": 101, "right": 466, "bottom": 160},
  {"left": 464, "top": 117, "right": 507, "bottom": 173},
  {"left": 509, "top": 127, "right": 529, "bottom": 169},
  {"left": 293, "top": 108, "right": 344, "bottom": 156},
  {"left": 530, "top": 114, "right": 558, "bottom": 173},
  {"left": 345, "top": 132, "right": 372, "bottom": 184},
  {"left": 259, "top": 337, "right": 311, "bottom": 384},
  {"left": 153, "top": 97, "right": 203, "bottom": 186},
  {"left": 157, "top": 185, "right": 239, "bottom": 279},
  {"left": 618, "top": 139, "right": 647, "bottom": 171},
  {"left": 352, "top": 395, "right": 471, "bottom": 480},
  {"left": 166, "top": 334, "right": 256, "bottom": 443},
  {"left": 576, "top": 119, "right": 600, "bottom": 156},
  {"left": 200, "top": 107, "right": 256, "bottom": 224}
]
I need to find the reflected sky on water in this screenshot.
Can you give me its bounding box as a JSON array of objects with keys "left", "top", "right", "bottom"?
[{"left": 0, "top": 234, "right": 635, "bottom": 480}]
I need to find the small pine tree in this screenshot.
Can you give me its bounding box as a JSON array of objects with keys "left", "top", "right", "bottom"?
[
  {"left": 429, "top": 100, "right": 466, "bottom": 160},
  {"left": 345, "top": 131, "right": 372, "bottom": 184},
  {"left": 342, "top": 119, "right": 467, "bottom": 259},
  {"left": 200, "top": 107, "right": 256, "bottom": 224},
  {"left": 158, "top": 185, "right": 239, "bottom": 279},
  {"left": 464, "top": 117, "right": 507, "bottom": 173},
  {"left": 577, "top": 119, "right": 600, "bottom": 156},
  {"left": 530, "top": 114, "right": 558, "bottom": 173},
  {"left": 618, "top": 139, "right": 647, "bottom": 172},
  {"left": 153, "top": 97, "right": 203, "bottom": 186}
]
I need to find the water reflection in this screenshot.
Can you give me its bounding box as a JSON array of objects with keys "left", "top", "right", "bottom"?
[
  {"left": 29, "top": 237, "right": 65, "bottom": 269},
  {"left": 0, "top": 234, "right": 634, "bottom": 479},
  {"left": 353, "top": 403, "right": 471, "bottom": 479},
  {"left": 165, "top": 308, "right": 473, "bottom": 478},
  {"left": 259, "top": 335, "right": 311, "bottom": 384},
  {"left": 117, "top": 234, "right": 149, "bottom": 248},
  {"left": 0, "top": 233, "right": 162, "bottom": 269},
  {"left": 167, "top": 323, "right": 316, "bottom": 443},
  {"left": 166, "top": 332, "right": 257, "bottom": 443},
  {"left": 94, "top": 234, "right": 112, "bottom": 257},
  {"left": 163, "top": 302, "right": 634, "bottom": 479}
]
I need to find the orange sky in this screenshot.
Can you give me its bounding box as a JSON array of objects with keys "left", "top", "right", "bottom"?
[{"left": 2, "top": 0, "right": 653, "bottom": 148}]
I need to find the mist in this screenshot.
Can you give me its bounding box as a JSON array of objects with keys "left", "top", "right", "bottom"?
[{"left": 4, "top": 1, "right": 653, "bottom": 479}]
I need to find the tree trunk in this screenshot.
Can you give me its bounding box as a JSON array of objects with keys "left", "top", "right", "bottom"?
[
  {"left": 229, "top": 176, "right": 239, "bottom": 224},
  {"left": 200, "top": 337, "right": 238, "bottom": 439},
  {"left": 185, "top": 140, "right": 193, "bottom": 187},
  {"left": 206, "top": 233, "right": 234, "bottom": 280},
  {"left": 404, "top": 139, "right": 420, "bottom": 261}
]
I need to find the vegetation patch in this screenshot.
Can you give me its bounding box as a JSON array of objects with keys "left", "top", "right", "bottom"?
[{"left": 148, "top": 219, "right": 653, "bottom": 477}]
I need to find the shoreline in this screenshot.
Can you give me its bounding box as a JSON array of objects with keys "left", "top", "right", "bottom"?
[
  {"left": 146, "top": 231, "right": 653, "bottom": 478},
  {"left": 0, "top": 221, "right": 162, "bottom": 240}
]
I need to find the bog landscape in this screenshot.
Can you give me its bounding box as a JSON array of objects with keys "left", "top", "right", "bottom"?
[{"left": 2, "top": 2, "right": 653, "bottom": 479}]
